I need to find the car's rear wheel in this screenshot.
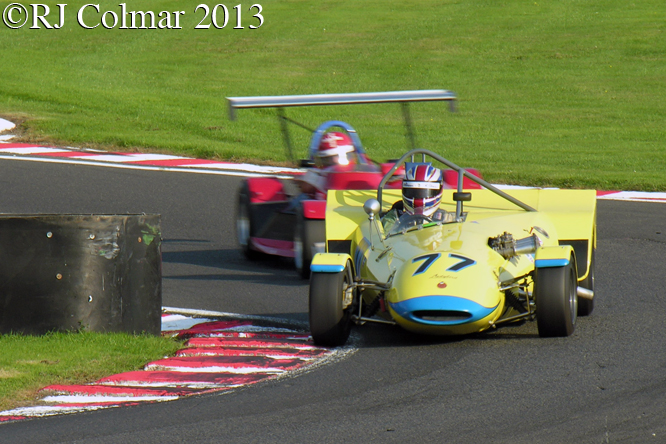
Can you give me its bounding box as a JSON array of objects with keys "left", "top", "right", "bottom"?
[
  {"left": 577, "top": 246, "right": 595, "bottom": 316},
  {"left": 294, "top": 207, "right": 325, "bottom": 279},
  {"left": 309, "top": 262, "right": 354, "bottom": 346},
  {"left": 535, "top": 256, "right": 578, "bottom": 337},
  {"left": 236, "top": 181, "right": 259, "bottom": 260}
]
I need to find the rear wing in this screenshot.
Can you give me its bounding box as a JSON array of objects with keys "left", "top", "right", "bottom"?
[
  {"left": 226, "top": 90, "right": 457, "bottom": 164},
  {"left": 227, "top": 90, "right": 457, "bottom": 120}
]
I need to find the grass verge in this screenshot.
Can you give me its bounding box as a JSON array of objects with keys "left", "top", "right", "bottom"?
[
  {"left": 0, "top": 331, "right": 182, "bottom": 412},
  {"left": 0, "top": 0, "right": 664, "bottom": 190}
]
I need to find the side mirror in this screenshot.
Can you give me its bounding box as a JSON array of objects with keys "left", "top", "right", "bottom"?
[
  {"left": 453, "top": 192, "right": 471, "bottom": 222},
  {"left": 363, "top": 199, "right": 381, "bottom": 220},
  {"left": 363, "top": 198, "right": 386, "bottom": 250},
  {"left": 453, "top": 192, "right": 472, "bottom": 202}
]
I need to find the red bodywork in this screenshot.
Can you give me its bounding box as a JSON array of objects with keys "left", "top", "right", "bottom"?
[
  {"left": 443, "top": 169, "right": 483, "bottom": 189},
  {"left": 247, "top": 163, "right": 403, "bottom": 219},
  {"left": 247, "top": 177, "right": 288, "bottom": 203},
  {"left": 243, "top": 164, "right": 482, "bottom": 259}
]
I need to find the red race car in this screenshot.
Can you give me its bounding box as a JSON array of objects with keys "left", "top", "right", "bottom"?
[{"left": 227, "top": 91, "right": 482, "bottom": 278}]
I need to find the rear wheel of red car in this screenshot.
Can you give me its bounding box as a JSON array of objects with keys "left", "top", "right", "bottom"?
[
  {"left": 309, "top": 262, "right": 354, "bottom": 347},
  {"left": 577, "top": 246, "right": 595, "bottom": 316},
  {"left": 294, "top": 207, "right": 325, "bottom": 279},
  {"left": 236, "top": 181, "right": 259, "bottom": 260},
  {"left": 535, "top": 256, "right": 578, "bottom": 337}
]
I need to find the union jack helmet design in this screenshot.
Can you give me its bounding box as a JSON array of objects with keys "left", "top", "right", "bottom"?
[
  {"left": 402, "top": 163, "right": 443, "bottom": 217},
  {"left": 315, "top": 132, "right": 355, "bottom": 167}
]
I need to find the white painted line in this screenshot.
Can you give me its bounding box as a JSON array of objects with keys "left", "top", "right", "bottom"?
[
  {"left": 124, "top": 154, "right": 187, "bottom": 161},
  {"left": 0, "top": 154, "right": 295, "bottom": 178},
  {"left": 41, "top": 395, "right": 179, "bottom": 404},
  {"left": 0, "top": 118, "right": 14, "bottom": 132},
  {"left": 69, "top": 153, "right": 186, "bottom": 162},
  {"left": 494, "top": 184, "right": 559, "bottom": 190},
  {"left": 143, "top": 364, "right": 287, "bottom": 374},
  {"left": 161, "top": 315, "right": 216, "bottom": 332},
  {"left": 216, "top": 326, "right": 303, "bottom": 334},
  {"left": 205, "top": 332, "right": 312, "bottom": 341},
  {"left": 263, "top": 354, "right": 319, "bottom": 361},
  {"left": 178, "top": 162, "right": 301, "bottom": 174},
  {"left": 0, "top": 405, "right": 111, "bottom": 417},
  {"left": 162, "top": 306, "right": 309, "bottom": 328},
  {"left": 179, "top": 350, "right": 321, "bottom": 361},
  {"left": 0, "top": 147, "right": 70, "bottom": 155},
  {"left": 597, "top": 191, "right": 666, "bottom": 202},
  {"left": 96, "top": 381, "right": 238, "bottom": 389},
  {"left": 69, "top": 154, "right": 152, "bottom": 162}
]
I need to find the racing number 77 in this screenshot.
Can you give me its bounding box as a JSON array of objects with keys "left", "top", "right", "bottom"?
[
  {"left": 412, "top": 253, "right": 476, "bottom": 276},
  {"left": 412, "top": 253, "right": 441, "bottom": 275}
]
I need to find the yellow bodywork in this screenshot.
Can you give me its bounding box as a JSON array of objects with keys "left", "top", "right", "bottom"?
[
  {"left": 319, "top": 187, "right": 596, "bottom": 335},
  {"left": 310, "top": 252, "right": 351, "bottom": 270}
]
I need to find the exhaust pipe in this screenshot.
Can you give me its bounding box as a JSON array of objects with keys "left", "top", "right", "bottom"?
[{"left": 577, "top": 287, "right": 594, "bottom": 300}]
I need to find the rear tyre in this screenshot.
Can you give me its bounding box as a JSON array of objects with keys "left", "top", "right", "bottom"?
[
  {"left": 294, "top": 207, "right": 325, "bottom": 279},
  {"left": 535, "top": 256, "right": 578, "bottom": 337},
  {"left": 236, "top": 181, "right": 259, "bottom": 260},
  {"left": 309, "top": 262, "right": 354, "bottom": 346},
  {"left": 577, "top": 246, "right": 595, "bottom": 316}
]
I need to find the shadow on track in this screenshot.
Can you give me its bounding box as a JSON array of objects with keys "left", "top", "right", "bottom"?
[{"left": 162, "top": 246, "right": 306, "bottom": 287}]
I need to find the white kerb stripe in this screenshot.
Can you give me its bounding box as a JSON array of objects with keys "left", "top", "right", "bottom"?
[
  {"left": 0, "top": 147, "right": 70, "bottom": 154},
  {"left": 41, "top": 395, "right": 179, "bottom": 403}
]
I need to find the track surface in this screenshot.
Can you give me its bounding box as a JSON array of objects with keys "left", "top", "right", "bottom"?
[{"left": 1, "top": 158, "right": 665, "bottom": 443}]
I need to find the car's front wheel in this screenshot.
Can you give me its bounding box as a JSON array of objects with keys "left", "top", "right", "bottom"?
[
  {"left": 236, "top": 181, "right": 259, "bottom": 260},
  {"left": 535, "top": 255, "right": 578, "bottom": 337},
  {"left": 309, "top": 261, "right": 354, "bottom": 347},
  {"left": 294, "top": 207, "right": 325, "bottom": 279}
]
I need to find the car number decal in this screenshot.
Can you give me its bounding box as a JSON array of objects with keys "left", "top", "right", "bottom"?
[
  {"left": 412, "top": 253, "right": 441, "bottom": 275},
  {"left": 446, "top": 254, "right": 476, "bottom": 272}
]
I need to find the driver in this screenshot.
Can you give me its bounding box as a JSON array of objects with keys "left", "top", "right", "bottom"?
[
  {"left": 298, "top": 131, "right": 356, "bottom": 198},
  {"left": 382, "top": 163, "right": 447, "bottom": 231},
  {"left": 315, "top": 131, "right": 355, "bottom": 168}
]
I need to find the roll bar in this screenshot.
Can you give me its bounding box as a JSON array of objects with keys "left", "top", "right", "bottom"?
[{"left": 378, "top": 149, "right": 537, "bottom": 219}]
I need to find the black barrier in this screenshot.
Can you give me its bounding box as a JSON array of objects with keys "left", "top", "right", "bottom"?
[{"left": 0, "top": 214, "right": 162, "bottom": 335}]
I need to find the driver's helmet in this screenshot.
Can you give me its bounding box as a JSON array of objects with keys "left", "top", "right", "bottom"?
[
  {"left": 402, "top": 163, "right": 443, "bottom": 217},
  {"left": 315, "top": 131, "right": 355, "bottom": 168}
]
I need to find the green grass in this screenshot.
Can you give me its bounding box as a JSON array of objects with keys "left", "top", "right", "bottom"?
[
  {"left": 0, "top": 332, "right": 182, "bottom": 412},
  {"left": 0, "top": 0, "right": 664, "bottom": 190}
]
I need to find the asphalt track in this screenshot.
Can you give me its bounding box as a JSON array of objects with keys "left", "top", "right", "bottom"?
[{"left": 1, "top": 158, "right": 665, "bottom": 444}]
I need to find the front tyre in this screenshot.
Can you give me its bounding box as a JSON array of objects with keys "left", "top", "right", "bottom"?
[
  {"left": 309, "top": 262, "right": 354, "bottom": 346},
  {"left": 535, "top": 256, "right": 578, "bottom": 337},
  {"left": 236, "top": 181, "right": 259, "bottom": 260},
  {"left": 294, "top": 207, "right": 325, "bottom": 279}
]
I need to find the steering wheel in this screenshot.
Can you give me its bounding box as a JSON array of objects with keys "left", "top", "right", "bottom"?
[
  {"left": 409, "top": 214, "right": 433, "bottom": 225},
  {"left": 399, "top": 214, "right": 434, "bottom": 232}
]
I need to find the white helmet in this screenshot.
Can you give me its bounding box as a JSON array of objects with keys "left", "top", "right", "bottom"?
[
  {"left": 315, "top": 131, "right": 355, "bottom": 168},
  {"left": 402, "top": 163, "right": 443, "bottom": 217}
]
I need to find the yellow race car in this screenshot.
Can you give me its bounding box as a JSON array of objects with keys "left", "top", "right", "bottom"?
[{"left": 308, "top": 149, "right": 596, "bottom": 346}]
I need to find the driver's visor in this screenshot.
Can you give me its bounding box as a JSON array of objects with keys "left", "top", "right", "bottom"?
[{"left": 402, "top": 181, "right": 441, "bottom": 199}]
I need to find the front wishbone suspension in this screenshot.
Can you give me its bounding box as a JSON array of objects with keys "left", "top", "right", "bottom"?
[
  {"left": 350, "top": 278, "right": 396, "bottom": 326},
  {"left": 491, "top": 274, "right": 536, "bottom": 328}
]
